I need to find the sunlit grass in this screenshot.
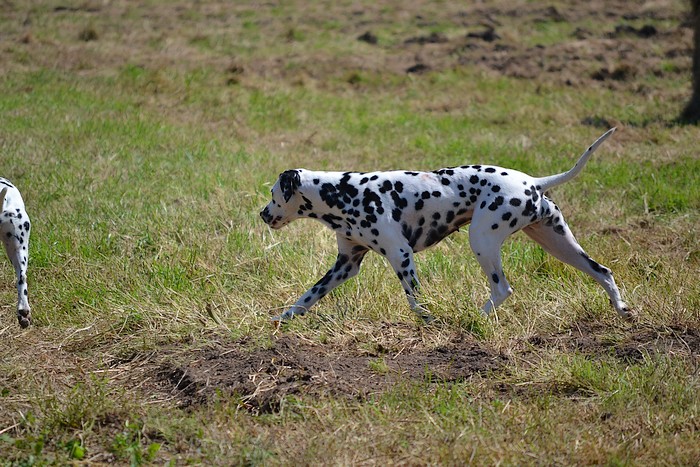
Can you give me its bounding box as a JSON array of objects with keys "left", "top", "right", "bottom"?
[{"left": 0, "top": 0, "right": 698, "bottom": 464}]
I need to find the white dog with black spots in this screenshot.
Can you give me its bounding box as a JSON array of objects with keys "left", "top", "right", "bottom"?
[
  {"left": 261, "top": 129, "right": 633, "bottom": 323},
  {"left": 1, "top": 178, "right": 31, "bottom": 328}
]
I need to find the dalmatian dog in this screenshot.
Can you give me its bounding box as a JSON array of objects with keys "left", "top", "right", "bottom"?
[
  {"left": 260, "top": 128, "right": 633, "bottom": 323},
  {"left": 1, "top": 178, "right": 31, "bottom": 328}
]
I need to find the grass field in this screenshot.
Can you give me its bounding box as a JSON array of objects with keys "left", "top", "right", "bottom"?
[{"left": 1, "top": 0, "right": 699, "bottom": 464}]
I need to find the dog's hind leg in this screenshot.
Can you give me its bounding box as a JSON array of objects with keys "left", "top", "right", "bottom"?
[
  {"left": 522, "top": 199, "right": 633, "bottom": 319},
  {"left": 2, "top": 218, "right": 31, "bottom": 327}
]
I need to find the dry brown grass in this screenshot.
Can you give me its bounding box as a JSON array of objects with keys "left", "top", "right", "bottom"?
[{"left": 0, "top": 0, "right": 699, "bottom": 464}]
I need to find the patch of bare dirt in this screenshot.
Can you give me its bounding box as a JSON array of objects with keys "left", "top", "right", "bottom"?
[
  {"left": 144, "top": 318, "right": 700, "bottom": 414},
  {"left": 248, "top": 0, "right": 692, "bottom": 92},
  {"left": 152, "top": 330, "right": 506, "bottom": 413},
  {"left": 526, "top": 320, "right": 700, "bottom": 362},
  {"left": 1, "top": 0, "right": 692, "bottom": 93}
]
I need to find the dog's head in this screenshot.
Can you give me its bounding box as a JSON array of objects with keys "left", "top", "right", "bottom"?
[{"left": 260, "top": 169, "right": 302, "bottom": 229}]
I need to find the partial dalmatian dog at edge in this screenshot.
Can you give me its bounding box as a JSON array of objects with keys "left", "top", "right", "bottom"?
[
  {"left": 1, "top": 178, "right": 31, "bottom": 328},
  {"left": 260, "top": 128, "right": 634, "bottom": 324}
]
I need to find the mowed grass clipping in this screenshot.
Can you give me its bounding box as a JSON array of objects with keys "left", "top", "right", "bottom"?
[{"left": 1, "top": 0, "right": 699, "bottom": 464}]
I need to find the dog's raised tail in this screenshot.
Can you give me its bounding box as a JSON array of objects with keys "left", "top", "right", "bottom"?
[{"left": 534, "top": 128, "right": 616, "bottom": 192}]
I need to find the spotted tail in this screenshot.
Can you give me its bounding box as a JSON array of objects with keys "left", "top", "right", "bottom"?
[{"left": 534, "top": 128, "right": 616, "bottom": 192}]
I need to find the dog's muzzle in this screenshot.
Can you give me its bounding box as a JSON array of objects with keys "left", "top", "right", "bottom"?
[{"left": 260, "top": 207, "right": 274, "bottom": 225}]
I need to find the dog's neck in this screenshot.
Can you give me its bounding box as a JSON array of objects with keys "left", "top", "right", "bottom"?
[{"left": 295, "top": 170, "right": 358, "bottom": 229}]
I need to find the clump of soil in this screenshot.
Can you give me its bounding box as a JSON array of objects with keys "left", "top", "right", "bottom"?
[
  {"left": 608, "top": 24, "right": 658, "bottom": 39},
  {"left": 591, "top": 63, "right": 638, "bottom": 81},
  {"left": 78, "top": 26, "right": 98, "bottom": 42},
  {"left": 357, "top": 31, "right": 378, "bottom": 45},
  {"left": 405, "top": 32, "right": 449, "bottom": 45},
  {"left": 406, "top": 63, "right": 431, "bottom": 74},
  {"left": 154, "top": 330, "right": 506, "bottom": 413},
  {"left": 466, "top": 27, "right": 500, "bottom": 42}
]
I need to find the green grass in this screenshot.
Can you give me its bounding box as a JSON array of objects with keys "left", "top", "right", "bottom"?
[{"left": 1, "top": 0, "right": 699, "bottom": 464}]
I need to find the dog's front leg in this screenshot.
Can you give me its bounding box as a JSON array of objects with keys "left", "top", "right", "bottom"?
[
  {"left": 385, "top": 246, "right": 433, "bottom": 323},
  {"left": 272, "top": 235, "right": 368, "bottom": 322}
]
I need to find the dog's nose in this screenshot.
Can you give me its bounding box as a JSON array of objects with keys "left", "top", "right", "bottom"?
[{"left": 260, "top": 208, "right": 271, "bottom": 223}]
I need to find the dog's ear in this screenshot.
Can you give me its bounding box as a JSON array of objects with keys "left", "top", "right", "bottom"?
[{"left": 279, "top": 169, "right": 301, "bottom": 202}]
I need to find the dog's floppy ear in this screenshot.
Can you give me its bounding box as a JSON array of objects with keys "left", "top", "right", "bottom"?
[{"left": 279, "top": 169, "right": 301, "bottom": 202}]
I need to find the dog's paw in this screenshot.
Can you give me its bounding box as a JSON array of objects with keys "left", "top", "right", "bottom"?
[
  {"left": 17, "top": 308, "right": 31, "bottom": 328},
  {"left": 17, "top": 315, "right": 31, "bottom": 328},
  {"left": 270, "top": 314, "right": 284, "bottom": 323},
  {"left": 271, "top": 311, "right": 294, "bottom": 327},
  {"left": 614, "top": 302, "right": 637, "bottom": 322},
  {"left": 620, "top": 307, "right": 638, "bottom": 322},
  {"left": 416, "top": 311, "right": 434, "bottom": 324}
]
